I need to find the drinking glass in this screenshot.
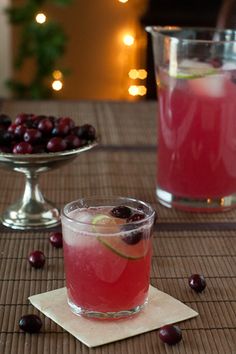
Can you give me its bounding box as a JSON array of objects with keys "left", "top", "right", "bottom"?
[
  {"left": 61, "top": 196, "right": 155, "bottom": 319},
  {"left": 147, "top": 27, "right": 236, "bottom": 211}
]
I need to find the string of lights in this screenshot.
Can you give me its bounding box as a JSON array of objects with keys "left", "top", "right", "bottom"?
[
  {"left": 35, "top": 12, "right": 64, "bottom": 93},
  {"left": 118, "top": 0, "right": 147, "bottom": 98}
]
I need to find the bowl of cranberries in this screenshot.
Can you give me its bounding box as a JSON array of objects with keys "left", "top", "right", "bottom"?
[{"left": 0, "top": 113, "right": 97, "bottom": 230}]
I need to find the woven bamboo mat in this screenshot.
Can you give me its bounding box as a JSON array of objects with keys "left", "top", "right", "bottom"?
[{"left": 0, "top": 101, "right": 236, "bottom": 354}]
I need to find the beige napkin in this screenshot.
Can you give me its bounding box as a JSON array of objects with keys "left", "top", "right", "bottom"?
[{"left": 29, "top": 285, "right": 198, "bottom": 348}]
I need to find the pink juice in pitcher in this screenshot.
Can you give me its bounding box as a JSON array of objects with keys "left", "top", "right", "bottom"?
[
  {"left": 157, "top": 60, "right": 236, "bottom": 200},
  {"left": 61, "top": 198, "right": 155, "bottom": 319}
]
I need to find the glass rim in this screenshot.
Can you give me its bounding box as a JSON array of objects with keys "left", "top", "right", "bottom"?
[
  {"left": 61, "top": 196, "right": 156, "bottom": 228},
  {"left": 146, "top": 26, "right": 236, "bottom": 44}
]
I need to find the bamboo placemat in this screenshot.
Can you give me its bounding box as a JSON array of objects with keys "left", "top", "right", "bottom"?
[{"left": 0, "top": 100, "right": 235, "bottom": 354}]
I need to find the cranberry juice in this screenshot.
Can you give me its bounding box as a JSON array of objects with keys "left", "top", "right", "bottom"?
[
  {"left": 157, "top": 64, "right": 236, "bottom": 199},
  {"left": 62, "top": 205, "right": 153, "bottom": 315}
]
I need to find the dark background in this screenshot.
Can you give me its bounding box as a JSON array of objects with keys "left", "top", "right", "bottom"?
[{"left": 141, "top": 0, "right": 223, "bottom": 99}]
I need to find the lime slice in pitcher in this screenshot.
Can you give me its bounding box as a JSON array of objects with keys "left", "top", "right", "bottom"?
[{"left": 170, "top": 60, "right": 217, "bottom": 79}]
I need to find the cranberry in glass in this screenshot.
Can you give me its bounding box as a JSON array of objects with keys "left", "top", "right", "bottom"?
[
  {"left": 13, "top": 142, "right": 33, "bottom": 154},
  {"left": 49, "top": 232, "right": 63, "bottom": 248},
  {"left": 38, "top": 118, "right": 54, "bottom": 134},
  {"left": 24, "top": 128, "right": 42, "bottom": 144},
  {"left": 19, "top": 314, "right": 42, "bottom": 333},
  {"left": 28, "top": 250, "right": 46, "bottom": 268},
  {"left": 128, "top": 213, "right": 145, "bottom": 222},
  {"left": 188, "top": 274, "right": 206, "bottom": 293},
  {"left": 159, "top": 324, "right": 182, "bottom": 345},
  {"left": 47, "top": 137, "right": 67, "bottom": 152},
  {"left": 110, "top": 205, "right": 132, "bottom": 219},
  {"left": 122, "top": 230, "right": 143, "bottom": 245}
]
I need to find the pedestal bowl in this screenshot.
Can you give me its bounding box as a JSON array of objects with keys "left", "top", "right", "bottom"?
[{"left": 0, "top": 142, "right": 97, "bottom": 230}]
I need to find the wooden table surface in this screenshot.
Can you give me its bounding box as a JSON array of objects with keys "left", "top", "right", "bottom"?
[{"left": 0, "top": 100, "right": 235, "bottom": 354}]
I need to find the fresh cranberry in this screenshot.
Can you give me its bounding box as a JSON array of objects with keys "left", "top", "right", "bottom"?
[
  {"left": 188, "top": 274, "right": 206, "bottom": 292},
  {"left": 28, "top": 250, "right": 45, "bottom": 268},
  {"left": 0, "top": 146, "right": 11, "bottom": 153},
  {"left": 14, "top": 124, "right": 27, "bottom": 138},
  {"left": 32, "top": 144, "right": 47, "bottom": 154},
  {"left": 38, "top": 118, "right": 53, "bottom": 134},
  {"left": 110, "top": 205, "right": 132, "bottom": 219},
  {"left": 24, "top": 129, "right": 42, "bottom": 144},
  {"left": 19, "top": 314, "right": 42, "bottom": 333},
  {"left": 49, "top": 232, "right": 63, "bottom": 248},
  {"left": 128, "top": 213, "right": 145, "bottom": 222},
  {"left": 47, "top": 137, "right": 67, "bottom": 152},
  {"left": 15, "top": 113, "right": 30, "bottom": 126},
  {"left": 51, "top": 122, "right": 70, "bottom": 137},
  {"left": 58, "top": 117, "right": 75, "bottom": 129},
  {"left": 0, "top": 114, "right": 11, "bottom": 128},
  {"left": 13, "top": 142, "right": 33, "bottom": 154},
  {"left": 74, "top": 124, "right": 96, "bottom": 141},
  {"left": 208, "top": 57, "right": 222, "bottom": 68},
  {"left": 122, "top": 229, "right": 143, "bottom": 245},
  {"left": 0, "top": 131, "right": 14, "bottom": 145},
  {"left": 64, "top": 134, "right": 82, "bottom": 149},
  {"left": 8, "top": 123, "right": 18, "bottom": 133},
  {"left": 159, "top": 325, "right": 182, "bottom": 345}
]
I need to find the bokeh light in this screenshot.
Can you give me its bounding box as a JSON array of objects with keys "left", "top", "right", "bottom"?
[{"left": 35, "top": 13, "right": 47, "bottom": 24}]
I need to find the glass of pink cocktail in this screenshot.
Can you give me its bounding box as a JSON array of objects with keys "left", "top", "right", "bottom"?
[
  {"left": 61, "top": 196, "right": 155, "bottom": 319},
  {"left": 147, "top": 27, "right": 236, "bottom": 211}
]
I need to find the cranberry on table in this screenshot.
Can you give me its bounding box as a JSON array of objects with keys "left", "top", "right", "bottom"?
[
  {"left": 110, "top": 205, "right": 132, "bottom": 219},
  {"left": 19, "top": 314, "right": 42, "bottom": 333},
  {"left": 159, "top": 324, "right": 182, "bottom": 345},
  {"left": 188, "top": 274, "right": 206, "bottom": 293},
  {"left": 13, "top": 142, "right": 33, "bottom": 154},
  {"left": 28, "top": 250, "right": 46, "bottom": 268},
  {"left": 47, "top": 137, "right": 67, "bottom": 152},
  {"left": 49, "top": 232, "right": 63, "bottom": 248}
]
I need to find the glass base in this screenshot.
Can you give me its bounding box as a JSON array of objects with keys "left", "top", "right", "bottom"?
[
  {"left": 156, "top": 187, "right": 236, "bottom": 212},
  {"left": 1, "top": 199, "right": 60, "bottom": 230},
  {"left": 68, "top": 298, "right": 147, "bottom": 319}
]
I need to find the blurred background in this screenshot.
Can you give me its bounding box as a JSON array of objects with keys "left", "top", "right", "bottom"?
[{"left": 0, "top": 0, "right": 227, "bottom": 101}]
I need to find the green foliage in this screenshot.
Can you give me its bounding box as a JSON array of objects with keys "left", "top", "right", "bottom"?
[{"left": 6, "top": 0, "right": 72, "bottom": 99}]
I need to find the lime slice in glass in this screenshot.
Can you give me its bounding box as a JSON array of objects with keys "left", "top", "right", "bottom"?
[{"left": 97, "top": 235, "right": 149, "bottom": 260}]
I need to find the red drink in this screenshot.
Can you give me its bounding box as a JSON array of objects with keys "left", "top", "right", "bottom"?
[
  {"left": 61, "top": 198, "right": 155, "bottom": 319},
  {"left": 156, "top": 60, "right": 236, "bottom": 208}
]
